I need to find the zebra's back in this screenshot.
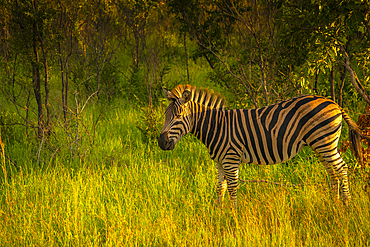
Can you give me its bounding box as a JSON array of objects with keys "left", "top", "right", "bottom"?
[{"left": 227, "top": 95, "right": 343, "bottom": 165}]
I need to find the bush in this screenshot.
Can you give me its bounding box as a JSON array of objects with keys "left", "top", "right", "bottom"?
[{"left": 136, "top": 104, "right": 164, "bottom": 144}]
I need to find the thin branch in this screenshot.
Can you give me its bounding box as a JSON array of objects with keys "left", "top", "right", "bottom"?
[
  {"left": 0, "top": 147, "right": 19, "bottom": 171},
  {"left": 337, "top": 44, "right": 370, "bottom": 105},
  {"left": 239, "top": 178, "right": 304, "bottom": 188},
  {"left": 80, "top": 90, "right": 99, "bottom": 113}
]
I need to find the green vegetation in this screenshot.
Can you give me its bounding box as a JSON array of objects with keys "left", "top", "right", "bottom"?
[
  {"left": 1, "top": 104, "right": 370, "bottom": 246},
  {"left": 0, "top": 0, "right": 370, "bottom": 245}
]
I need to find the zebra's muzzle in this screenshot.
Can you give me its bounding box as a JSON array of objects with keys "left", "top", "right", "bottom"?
[{"left": 158, "top": 132, "right": 175, "bottom": 150}]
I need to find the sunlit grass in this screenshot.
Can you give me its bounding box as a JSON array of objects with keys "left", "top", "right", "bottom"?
[{"left": 0, "top": 104, "right": 370, "bottom": 246}]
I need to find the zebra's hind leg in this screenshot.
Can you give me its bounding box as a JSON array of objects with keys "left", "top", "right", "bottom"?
[
  {"left": 316, "top": 149, "right": 351, "bottom": 205},
  {"left": 216, "top": 162, "right": 228, "bottom": 206}
]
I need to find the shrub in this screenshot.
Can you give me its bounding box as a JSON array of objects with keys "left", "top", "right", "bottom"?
[{"left": 136, "top": 104, "right": 164, "bottom": 145}]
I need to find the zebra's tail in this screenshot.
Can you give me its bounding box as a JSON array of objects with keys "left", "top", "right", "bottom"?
[{"left": 341, "top": 108, "right": 370, "bottom": 166}]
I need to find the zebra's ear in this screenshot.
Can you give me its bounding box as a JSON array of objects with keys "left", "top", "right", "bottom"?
[
  {"left": 180, "top": 89, "right": 191, "bottom": 104},
  {"left": 163, "top": 87, "right": 177, "bottom": 102}
]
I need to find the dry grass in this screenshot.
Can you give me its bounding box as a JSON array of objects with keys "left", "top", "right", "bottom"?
[{"left": 0, "top": 106, "right": 369, "bottom": 246}]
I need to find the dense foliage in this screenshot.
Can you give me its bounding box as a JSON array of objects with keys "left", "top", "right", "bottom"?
[{"left": 1, "top": 0, "right": 369, "bottom": 133}]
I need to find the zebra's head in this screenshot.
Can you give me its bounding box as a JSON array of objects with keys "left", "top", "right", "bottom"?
[{"left": 158, "top": 87, "right": 193, "bottom": 150}]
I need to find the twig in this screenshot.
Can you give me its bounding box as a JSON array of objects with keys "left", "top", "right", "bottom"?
[
  {"left": 80, "top": 90, "right": 99, "bottom": 113},
  {"left": 0, "top": 147, "right": 19, "bottom": 171},
  {"left": 337, "top": 44, "right": 370, "bottom": 105},
  {"left": 239, "top": 178, "right": 304, "bottom": 188}
]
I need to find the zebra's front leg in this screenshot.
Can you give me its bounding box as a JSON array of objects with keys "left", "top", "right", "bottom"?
[
  {"left": 223, "top": 161, "right": 239, "bottom": 209},
  {"left": 216, "top": 162, "right": 228, "bottom": 206}
]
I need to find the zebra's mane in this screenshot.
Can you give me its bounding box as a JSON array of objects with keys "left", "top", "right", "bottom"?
[{"left": 171, "top": 84, "right": 226, "bottom": 110}]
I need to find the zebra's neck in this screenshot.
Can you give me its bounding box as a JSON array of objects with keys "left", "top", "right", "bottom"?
[{"left": 190, "top": 105, "right": 225, "bottom": 149}]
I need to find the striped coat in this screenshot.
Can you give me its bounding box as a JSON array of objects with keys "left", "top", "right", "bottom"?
[{"left": 158, "top": 84, "right": 369, "bottom": 207}]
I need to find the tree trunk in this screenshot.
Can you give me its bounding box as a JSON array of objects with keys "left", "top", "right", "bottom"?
[
  {"left": 96, "top": 56, "right": 100, "bottom": 95},
  {"left": 65, "top": 59, "right": 69, "bottom": 121},
  {"left": 32, "top": 53, "right": 43, "bottom": 137},
  {"left": 32, "top": 9, "right": 44, "bottom": 137},
  {"left": 59, "top": 46, "right": 69, "bottom": 125},
  {"left": 338, "top": 64, "right": 346, "bottom": 107},
  {"left": 314, "top": 70, "right": 318, "bottom": 94},
  {"left": 184, "top": 32, "right": 189, "bottom": 82},
  {"left": 32, "top": 0, "right": 44, "bottom": 137},
  {"left": 330, "top": 64, "right": 335, "bottom": 101}
]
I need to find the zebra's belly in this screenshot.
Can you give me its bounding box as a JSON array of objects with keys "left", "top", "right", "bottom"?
[{"left": 239, "top": 144, "right": 305, "bottom": 165}]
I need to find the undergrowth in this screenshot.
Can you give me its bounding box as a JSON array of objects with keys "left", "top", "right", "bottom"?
[{"left": 0, "top": 100, "right": 369, "bottom": 246}]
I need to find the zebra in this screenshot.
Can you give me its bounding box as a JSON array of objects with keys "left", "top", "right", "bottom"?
[{"left": 158, "top": 84, "right": 370, "bottom": 207}]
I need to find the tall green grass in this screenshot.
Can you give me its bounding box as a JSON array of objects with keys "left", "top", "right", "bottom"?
[{"left": 0, "top": 102, "right": 370, "bottom": 246}]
